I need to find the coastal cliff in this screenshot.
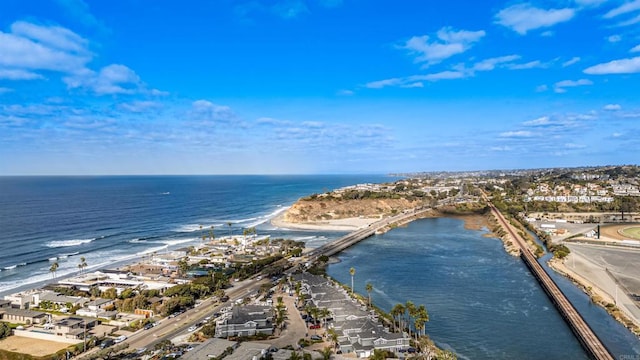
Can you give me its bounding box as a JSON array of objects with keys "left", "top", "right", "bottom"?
[{"left": 283, "top": 197, "right": 426, "bottom": 223}]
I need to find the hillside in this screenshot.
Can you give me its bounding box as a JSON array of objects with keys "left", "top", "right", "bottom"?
[{"left": 282, "top": 197, "right": 426, "bottom": 223}]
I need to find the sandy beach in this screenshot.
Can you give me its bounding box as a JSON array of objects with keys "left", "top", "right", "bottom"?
[{"left": 271, "top": 213, "right": 380, "bottom": 231}]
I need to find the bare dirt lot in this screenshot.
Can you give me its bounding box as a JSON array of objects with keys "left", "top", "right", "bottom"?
[{"left": 0, "top": 335, "right": 71, "bottom": 357}]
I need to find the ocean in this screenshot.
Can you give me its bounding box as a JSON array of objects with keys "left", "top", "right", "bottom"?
[{"left": 0, "top": 175, "right": 394, "bottom": 295}]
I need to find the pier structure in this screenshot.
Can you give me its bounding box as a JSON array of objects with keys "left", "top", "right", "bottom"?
[{"left": 487, "top": 201, "right": 614, "bottom": 360}]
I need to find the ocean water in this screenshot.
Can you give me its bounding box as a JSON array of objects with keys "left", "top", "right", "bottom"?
[
  {"left": 0, "top": 175, "right": 394, "bottom": 295},
  {"left": 326, "top": 217, "right": 640, "bottom": 359}
]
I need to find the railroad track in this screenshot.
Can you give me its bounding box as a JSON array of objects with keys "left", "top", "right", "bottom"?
[{"left": 487, "top": 202, "right": 613, "bottom": 360}]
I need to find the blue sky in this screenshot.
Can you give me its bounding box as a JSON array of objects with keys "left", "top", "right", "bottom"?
[{"left": 1, "top": 0, "right": 639, "bottom": 175}]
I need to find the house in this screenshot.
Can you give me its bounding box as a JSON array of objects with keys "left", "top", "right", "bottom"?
[
  {"left": 76, "top": 298, "right": 117, "bottom": 318},
  {"left": 53, "top": 317, "right": 97, "bottom": 340},
  {"left": 0, "top": 308, "right": 47, "bottom": 324},
  {"left": 33, "top": 291, "right": 89, "bottom": 309},
  {"left": 0, "top": 300, "right": 10, "bottom": 308},
  {"left": 215, "top": 305, "right": 273, "bottom": 338}
]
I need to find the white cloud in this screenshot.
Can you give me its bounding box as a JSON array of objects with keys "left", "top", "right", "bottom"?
[
  {"left": 508, "top": 60, "right": 546, "bottom": 69},
  {"left": 10, "top": 21, "right": 89, "bottom": 53},
  {"left": 410, "top": 71, "right": 466, "bottom": 81},
  {"left": 336, "top": 89, "right": 354, "bottom": 96},
  {"left": 189, "top": 100, "right": 238, "bottom": 124},
  {"left": 631, "top": 44, "right": 640, "bottom": 52},
  {"left": 615, "top": 14, "right": 640, "bottom": 26},
  {"left": 119, "top": 101, "right": 161, "bottom": 113},
  {"left": 603, "top": 0, "right": 640, "bottom": 18},
  {"left": 364, "top": 71, "right": 466, "bottom": 89},
  {"left": 565, "top": 143, "right": 586, "bottom": 149},
  {"left": 523, "top": 116, "right": 551, "bottom": 126},
  {"left": 603, "top": 104, "right": 621, "bottom": 110},
  {"left": 584, "top": 56, "right": 640, "bottom": 74},
  {"left": 402, "top": 27, "right": 485, "bottom": 66},
  {"left": 495, "top": 3, "right": 575, "bottom": 35},
  {"left": 0, "top": 87, "right": 13, "bottom": 94},
  {"left": 499, "top": 130, "right": 535, "bottom": 138},
  {"left": 554, "top": 78, "right": 593, "bottom": 93},
  {"left": 472, "top": 55, "right": 521, "bottom": 71},
  {"left": 272, "top": 0, "right": 309, "bottom": 19},
  {"left": 574, "top": 0, "right": 608, "bottom": 7},
  {"left": 536, "top": 84, "right": 549, "bottom": 92},
  {"left": 401, "top": 82, "right": 424, "bottom": 88},
  {"left": 608, "top": 34, "right": 622, "bottom": 42},
  {"left": 0, "top": 68, "right": 44, "bottom": 80},
  {"left": 562, "top": 57, "right": 581, "bottom": 67},
  {"left": 0, "top": 22, "right": 91, "bottom": 74},
  {"left": 365, "top": 78, "right": 402, "bottom": 89},
  {"left": 64, "top": 64, "right": 143, "bottom": 95}
]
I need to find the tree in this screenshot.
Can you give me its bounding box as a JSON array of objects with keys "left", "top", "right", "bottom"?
[
  {"left": 0, "top": 322, "right": 12, "bottom": 339},
  {"left": 391, "top": 303, "right": 405, "bottom": 332},
  {"left": 288, "top": 350, "right": 302, "bottom": 360},
  {"left": 349, "top": 267, "right": 356, "bottom": 294},
  {"left": 78, "top": 256, "right": 87, "bottom": 274},
  {"left": 365, "top": 283, "right": 373, "bottom": 307},
  {"left": 227, "top": 222, "right": 232, "bottom": 239},
  {"left": 416, "top": 304, "right": 429, "bottom": 337},
  {"left": 209, "top": 225, "right": 215, "bottom": 242},
  {"left": 318, "top": 347, "right": 333, "bottom": 360},
  {"left": 49, "top": 261, "right": 59, "bottom": 278},
  {"left": 405, "top": 301, "right": 416, "bottom": 338}
]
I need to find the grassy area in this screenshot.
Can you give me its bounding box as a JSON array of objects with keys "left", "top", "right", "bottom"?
[{"left": 620, "top": 226, "right": 640, "bottom": 240}]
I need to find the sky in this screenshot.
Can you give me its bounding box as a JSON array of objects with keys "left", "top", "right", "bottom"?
[{"left": 1, "top": 0, "right": 640, "bottom": 175}]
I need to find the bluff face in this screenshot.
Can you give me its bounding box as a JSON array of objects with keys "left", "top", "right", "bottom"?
[{"left": 283, "top": 197, "right": 425, "bottom": 223}]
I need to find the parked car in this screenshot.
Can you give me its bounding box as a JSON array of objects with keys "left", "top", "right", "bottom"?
[
  {"left": 188, "top": 326, "right": 197, "bottom": 332},
  {"left": 407, "top": 347, "right": 417, "bottom": 353},
  {"left": 310, "top": 335, "right": 322, "bottom": 341},
  {"left": 309, "top": 324, "right": 321, "bottom": 329},
  {"left": 100, "top": 339, "right": 114, "bottom": 349}
]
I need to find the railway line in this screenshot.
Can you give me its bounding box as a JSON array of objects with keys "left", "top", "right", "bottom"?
[{"left": 487, "top": 202, "right": 613, "bottom": 360}]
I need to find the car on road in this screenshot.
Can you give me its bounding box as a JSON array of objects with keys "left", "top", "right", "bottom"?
[
  {"left": 188, "top": 326, "right": 198, "bottom": 332},
  {"left": 114, "top": 335, "right": 127, "bottom": 343},
  {"left": 310, "top": 335, "right": 322, "bottom": 341},
  {"left": 144, "top": 323, "right": 154, "bottom": 330},
  {"left": 100, "top": 339, "right": 114, "bottom": 349}
]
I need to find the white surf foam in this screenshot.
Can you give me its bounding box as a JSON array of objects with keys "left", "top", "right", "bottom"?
[{"left": 46, "top": 238, "right": 94, "bottom": 248}]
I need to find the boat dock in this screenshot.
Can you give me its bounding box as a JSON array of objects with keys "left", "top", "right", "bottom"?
[{"left": 488, "top": 201, "right": 614, "bottom": 360}]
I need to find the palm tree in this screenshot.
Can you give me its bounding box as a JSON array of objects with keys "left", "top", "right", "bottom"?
[
  {"left": 391, "top": 303, "right": 405, "bottom": 332},
  {"left": 288, "top": 350, "right": 302, "bottom": 360},
  {"left": 50, "top": 262, "right": 59, "bottom": 279},
  {"left": 365, "top": 283, "right": 373, "bottom": 307},
  {"left": 349, "top": 267, "right": 356, "bottom": 294},
  {"left": 405, "top": 301, "right": 416, "bottom": 338},
  {"left": 416, "top": 304, "right": 429, "bottom": 337},
  {"left": 209, "top": 225, "right": 214, "bottom": 242},
  {"left": 78, "top": 257, "right": 87, "bottom": 274}
]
